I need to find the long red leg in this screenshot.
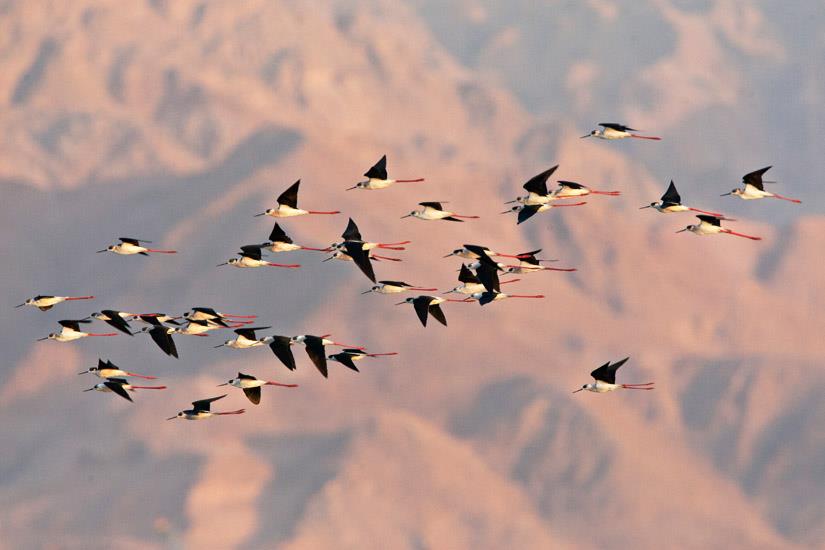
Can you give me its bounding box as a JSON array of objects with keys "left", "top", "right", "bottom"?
[
  {"left": 621, "top": 385, "right": 655, "bottom": 390},
  {"left": 630, "top": 134, "right": 662, "bottom": 140},
  {"left": 331, "top": 342, "right": 366, "bottom": 349},
  {"left": 298, "top": 246, "right": 329, "bottom": 251},
  {"left": 542, "top": 267, "right": 577, "bottom": 272},
  {"left": 396, "top": 178, "right": 425, "bottom": 183},
  {"left": 267, "top": 262, "right": 301, "bottom": 268},
  {"left": 376, "top": 245, "right": 407, "bottom": 250},
  {"left": 452, "top": 214, "right": 480, "bottom": 219},
  {"left": 215, "top": 409, "right": 246, "bottom": 415},
  {"left": 221, "top": 314, "right": 257, "bottom": 319},
  {"left": 126, "top": 372, "right": 158, "bottom": 380},
  {"left": 366, "top": 352, "right": 398, "bottom": 357},
  {"left": 688, "top": 207, "right": 726, "bottom": 217},
  {"left": 66, "top": 296, "right": 95, "bottom": 301},
  {"left": 507, "top": 294, "right": 545, "bottom": 299},
  {"left": 146, "top": 249, "right": 177, "bottom": 253},
  {"left": 553, "top": 201, "right": 587, "bottom": 207},
  {"left": 772, "top": 194, "right": 801, "bottom": 204},
  {"left": 591, "top": 190, "right": 621, "bottom": 196},
  {"left": 410, "top": 287, "right": 438, "bottom": 291},
  {"left": 307, "top": 210, "right": 341, "bottom": 215},
  {"left": 500, "top": 279, "right": 521, "bottom": 285},
  {"left": 721, "top": 229, "right": 762, "bottom": 241},
  {"left": 265, "top": 381, "right": 299, "bottom": 387}
]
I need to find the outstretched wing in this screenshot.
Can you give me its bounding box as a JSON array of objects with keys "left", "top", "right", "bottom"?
[
  {"left": 412, "top": 297, "right": 432, "bottom": 327},
  {"left": 101, "top": 310, "right": 133, "bottom": 336},
  {"left": 240, "top": 244, "right": 264, "bottom": 261},
  {"left": 277, "top": 180, "right": 301, "bottom": 208},
  {"left": 242, "top": 386, "right": 262, "bottom": 405},
  {"left": 104, "top": 380, "right": 134, "bottom": 402},
  {"left": 428, "top": 303, "right": 448, "bottom": 326},
  {"left": 149, "top": 327, "right": 178, "bottom": 358},
  {"left": 303, "top": 340, "right": 329, "bottom": 378},
  {"left": 557, "top": 180, "right": 586, "bottom": 190},
  {"left": 333, "top": 353, "right": 360, "bottom": 372},
  {"left": 364, "top": 155, "right": 388, "bottom": 180},
  {"left": 457, "top": 264, "right": 480, "bottom": 284},
  {"left": 522, "top": 166, "right": 558, "bottom": 196},
  {"left": 599, "top": 123, "right": 636, "bottom": 132},
  {"left": 268, "top": 336, "right": 297, "bottom": 371},
  {"left": 590, "top": 357, "right": 629, "bottom": 384},
  {"left": 268, "top": 223, "right": 293, "bottom": 244},
  {"left": 418, "top": 201, "right": 443, "bottom": 210},
  {"left": 475, "top": 262, "right": 501, "bottom": 293},
  {"left": 661, "top": 180, "right": 681, "bottom": 205},
  {"left": 696, "top": 214, "right": 722, "bottom": 226},
  {"left": 341, "top": 218, "right": 363, "bottom": 242},
  {"left": 343, "top": 242, "right": 376, "bottom": 283},
  {"left": 517, "top": 205, "right": 540, "bottom": 225},
  {"left": 742, "top": 166, "right": 771, "bottom": 191},
  {"left": 192, "top": 394, "right": 227, "bottom": 412}
]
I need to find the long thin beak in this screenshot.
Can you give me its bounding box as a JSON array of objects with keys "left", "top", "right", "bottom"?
[
  {"left": 572, "top": 388, "right": 584, "bottom": 393},
  {"left": 322, "top": 256, "right": 334, "bottom": 262},
  {"left": 166, "top": 416, "right": 177, "bottom": 420},
  {"left": 253, "top": 212, "right": 266, "bottom": 217},
  {"left": 675, "top": 228, "right": 688, "bottom": 233},
  {"left": 579, "top": 134, "right": 591, "bottom": 139},
  {"left": 443, "top": 289, "right": 455, "bottom": 294},
  {"left": 77, "top": 370, "right": 88, "bottom": 375},
  {"left": 345, "top": 185, "right": 358, "bottom": 191},
  {"left": 639, "top": 205, "right": 651, "bottom": 209},
  {"left": 213, "top": 344, "right": 225, "bottom": 348},
  {"left": 96, "top": 249, "right": 108, "bottom": 253},
  {"left": 442, "top": 253, "right": 454, "bottom": 258},
  {"left": 504, "top": 199, "right": 518, "bottom": 204},
  {"left": 37, "top": 337, "right": 48, "bottom": 341},
  {"left": 361, "top": 290, "right": 373, "bottom": 295},
  {"left": 217, "top": 382, "right": 228, "bottom": 386},
  {"left": 216, "top": 262, "right": 228, "bottom": 267},
  {"left": 499, "top": 210, "right": 511, "bottom": 214},
  {"left": 720, "top": 192, "right": 731, "bottom": 196},
  {"left": 14, "top": 303, "right": 25, "bottom": 308},
  {"left": 395, "top": 302, "right": 406, "bottom": 306},
  {"left": 400, "top": 214, "right": 412, "bottom": 219},
  {"left": 83, "top": 387, "right": 95, "bottom": 392}
]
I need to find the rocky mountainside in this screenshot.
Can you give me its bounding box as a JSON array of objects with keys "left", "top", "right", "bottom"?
[{"left": 1, "top": 1, "right": 822, "bottom": 548}]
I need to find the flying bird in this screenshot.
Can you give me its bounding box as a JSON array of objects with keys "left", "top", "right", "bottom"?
[
  {"left": 167, "top": 395, "right": 245, "bottom": 420},
  {"left": 78, "top": 359, "right": 158, "bottom": 380},
  {"left": 502, "top": 201, "right": 587, "bottom": 225},
  {"left": 572, "top": 357, "right": 654, "bottom": 393},
  {"left": 38, "top": 319, "right": 118, "bottom": 342},
  {"left": 254, "top": 180, "right": 340, "bottom": 217},
  {"left": 676, "top": 215, "right": 761, "bottom": 240},
  {"left": 97, "top": 238, "right": 177, "bottom": 255},
  {"left": 90, "top": 310, "right": 134, "bottom": 336},
  {"left": 443, "top": 244, "right": 530, "bottom": 260},
  {"left": 553, "top": 181, "right": 621, "bottom": 199},
  {"left": 401, "top": 202, "right": 479, "bottom": 222},
  {"left": 183, "top": 307, "right": 257, "bottom": 324},
  {"left": 262, "top": 335, "right": 298, "bottom": 371},
  {"left": 261, "top": 223, "right": 329, "bottom": 253},
  {"left": 581, "top": 123, "right": 661, "bottom": 141},
  {"left": 218, "top": 372, "right": 298, "bottom": 404},
  {"left": 16, "top": 295, "right": 94, "bottom": 311},
  {"left": 640, "top": 181, "right": 726, "bottom": 217},
  {"left": 445, "top": 264, "right": 519, "bottom": 295},
  {"left": 503, "top": 250, "right": 577, "bottom": 274},
  {"left": 289, "top": 334, "right": 366, "bottom": 378},
  {"left": 214, "top": 326, "right": 272, "bottom": 349},
  {"left": 505, "top": 166, "right": 558, "bottom": 205},
  {"left": 721, "top": 166, "right": 801, "bottom": 203},
  {"left": 326, "top": 348, "right": 398, "bottom": 372},
  {"left": 396, "top": 295, "right": 464, "bottom": 327},
  {"left": 217, "top": 245, "right": 301, "bottom": 268},
  {"left": 362, "top": 280, "right": 438, "bottom": 295},
  {"left": 330, "top": 218, "right": 410, "bottom": 252},
  {"left": 84, "top": 377, "right": 166, "bottom": 402},
  {"left": 347, "top": 155, "right": 425, "bottom": 190},
  {"left": 466, "top": 291, "right": 545, "bottom": 306},
  {"left": 139, "top": 325, "right": 179, "bottom": 358}
]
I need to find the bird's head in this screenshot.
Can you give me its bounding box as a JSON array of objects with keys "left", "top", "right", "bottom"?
[{"left": 290, "top": 335, "right": 306, "bottom": 344}]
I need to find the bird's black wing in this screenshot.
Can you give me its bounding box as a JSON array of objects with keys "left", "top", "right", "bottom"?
[
  {"left": 363, "top": 155, "right": 388, "bottom": 180},
  {"left": 303, "top": 339, "right": 329, "bottom": 378},
  {"left": 475, "top": 263, "right": 501, "bottom": 293},
  {"left": 412, "top": 296, "right": 431, "bottom": 327},
  {"left": 333, "top": 353, "right": 360, "bottom": 372},
  {"left": 268, "top": 336, "right": 297, "bottom": 371},
  {"left": 557, "top": 180, "right": 585, "bottom": 190},
  {"left": 341, "top": 218, "right": 363, "bottom": 242},
  {"left": 661, "top": 181, "right": 682, "bottom": 205},
  {"left": 428, "top": 303, "right": 448, "bottom": 326},
  {"left": 149, "top": 327, "right": 178, "bottom": 358},
  {"left": 522, "top": 166, "right": 558, "bottom": 195},
  {"left": 478, "top": 292, "right": 497, "bottom": 306},
  {"left": 268, "top": 223, "right": 293, "bottom": 244},
  {"left": 192, "top": 394, "right": 226, "bottom": 412},
  {"left": 742, "top": 166, "right": 771, "bottom": 191},
  {"left": 517, "top": 205, "right": 541, "bottom": 225},
  {"left": 590, "top": 357, "right": 629, "bottom": 384},
  {"left": 234, "top": 326, "right": 270, "bottom": 340},
  {"left": 418, "top": 201, "right": 443, "bottom": 210},
  {"left": 343, "top": 242, "right": 376, "bottom": 283},
  {"left": 103, "top": 380, "right": 133, "bottom": 402},
  {"left": 240, "top": 244, "right": 264, "bottom": 261},
  {"left": 119, "top": 237, "right": 150, "bottom": 246},
  {"left": 59, "top": 319, "right": 89, "bottom": 331},
  {"left": 696, "top": 214, "right": 722, "bottom": 226},
  {"left": 378, "top": 280, "right": 411, "bottom": 287},
  {"left": 277, "top": 180, "right": 300, "bottom": 208},
  {"left": 599, "top": 123, "right": 636, "bottom": 132},
  {"left": 101, "top": 310, "right": 133, "bottom": 336},
  {"left": 457, "top": 264, "right": 480, "bottom": 284},
  {"left": 237, "top": 372, "right": 256, "bottom": 380},
  {"left": 242, "top": 386, "right": 262, "bottom": 405}
]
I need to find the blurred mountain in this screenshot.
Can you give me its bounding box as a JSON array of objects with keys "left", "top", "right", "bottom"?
[{"left": 1, "top": 1, "right": 822, "bottom": 549}]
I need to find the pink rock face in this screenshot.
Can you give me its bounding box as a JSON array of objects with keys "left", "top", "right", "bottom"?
[{"left": 0, "top": 1, "right": 821, "bottom": 549}]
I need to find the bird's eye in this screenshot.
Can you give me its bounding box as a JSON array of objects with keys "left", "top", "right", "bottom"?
[{"left": 582, "top": 385, "right": 587, "bottom": 389}]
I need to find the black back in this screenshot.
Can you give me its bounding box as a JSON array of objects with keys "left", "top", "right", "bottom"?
[
  {"left": 343, "top": 241, "right": 376, "bottom": 283},
  {"left": 742, "top": 166, "right": 771, "bottom": 191},
  {"left": 457, "top": 264, "right": 480, "bottom": 284},
  {"left": 59, "top": 319, "right": 91, "bottom": 331},
  {"left": 522, "top": 166, "right": 558, "bottom": 196},
  {"left": 268, "top": 223, "right": 293, "bottom": 244},
  {"left": 599, "top": 123, "right": 636, "bottom": 132},
  {"left": 364, "top": 155, "right": 388, "bottom": 180},
  {"left": 148, "top": 326, "right": 178, "bottom": 358},
  {"left": 302, "top": 337, "right": 329, "bottom": 378},
  {"left": 341, "top": 218, "right": 363, "bottom": 242},
  {"left": 696, "top": 214, "right": 722, "bottom": 226},
  {"left": 661, "top": 180, "right": 682, "bottom": 206},
  {"left": 192, "top": 394, "right": 226, "bottom": 412},
  {"left": 100, "top": 309, "right": 133, "bottom": 336},
  {"left": 557, "top": 180, "right": 585, "bottom": 190},
  {"left": 378, "top": 280, "right": 411, "bottom": 288},
  {"left": 239, "top": 244, "right": 264, "bottom": 261},
  {"left": 234, "top": 326, "right": 271, "bottom": 340},
  {"left": 277, "top": 180, "right": 301, "bottom": 208},
  {"left": 119, "top": 237, "right": 150, "bottom": 246},
  {"left": 517, "top": 204, "right": 541, "bottom": 225},
  {"left": 590, "top": 357, "right": 630, "bottom": 384},
  {"left": 237, "top": 372, "right": 257, "bottom": 380},
  {"left": 475, "top": 262, "right": 501, "bottom": 293},
  {"left": 268, "top": 336, "right": 296, "bottom": 371},
  {"left": 192, "top": 307, "right": 220, "bottom": 316},
  {"left": 243, "top": 386, "right": 262, "bottom": 405},
  {"left": 418, "top": 201, "right": 444, "bottom": 210},
  {"left": 103, "top": 379, "right": 133, "bottom": 402}
]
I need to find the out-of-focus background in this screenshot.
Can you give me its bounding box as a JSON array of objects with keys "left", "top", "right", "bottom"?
[{"left": 1, "top": 1, "right": 824, "bottom": 548}]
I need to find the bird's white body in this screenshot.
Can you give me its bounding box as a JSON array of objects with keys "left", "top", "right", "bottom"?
[
  {"left": 175, "top": 322, "right": 221, "bottom": 335},
  {"left": 91, "top": 381, "right": 141, "bottom": 393},
  {"left": 366, "top": 283, "right": 410, "bottom": 294},
  {"left": 292, "top": 335, "right": 334, "bottom": 346},
  {"left": 229, "top": 257, "right": 270, "bottom": 268},
  {"left": 580, "top": 381, "right": 621, "bottom": 393},
  {"left": 23, "top": 296, "right": 69, "bottom": 308},
  {"left": 49, "top": 329, "right": 88, "bottom": 342},
  {"left": 687, "top": 221, "right": 722, "bottom": 236},
  {"left": 223, "top": 335, "right": 264, "bottom": 349},
  {"left": 552, "top": 187, "right": 589, "bottom": 198},
  {"left": 268, "top": 241, "right": 303, "bottom": 252},
  {"left": 179, "top": 411, "right": 214, "bottom": 420},
  {"left": 591, "top": 128, "right": 631, "bottom": 140},
  {"left": 448, "top": 282, "right": 487, "bottom": 295},
  {"left": 360, "top": 178, "right": 396, "bottom": 190},
  {"left": 652, "top": 202, "right": 689, "bottom": 213},
  {"left": 732, "top": 185, "right": 773, "bottom": 200},
  {"left": 92, "top": 367, "right": 130, "bottom": 379},
  {"left": 516, "top": 193, "right": 554, "bottom": 205},
  {"left": 467, "top": 260, "right": 507, "bottom": 271},
  {"left": 228, "top": 377, "right": 268, "bottom": 389},
  {"left": 469, "top": 292, "right": 509, "bottom": 302},
  {"left": 412, "top": 206, "right": 454, "bottom": 220},
  {"left": 504, "top": 265, "right": 549, "bottom": 274},
  {"left": 265, "top": 205, "right": 309, "bottom": 217},
  {"left": 108, "top": 243, "right": 150, "bottom": 255}
]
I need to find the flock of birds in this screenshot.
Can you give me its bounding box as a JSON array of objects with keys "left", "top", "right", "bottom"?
[{"left": 15, "top": 122, "right": 802, "bottom": 419}]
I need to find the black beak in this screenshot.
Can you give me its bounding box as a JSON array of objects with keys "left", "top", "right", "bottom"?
[
  {"left": 166, "top": 416, "right": 177, "bottom": 420},
  {"left": 572, "top": 388, "right": 584, "bottom": 393},
  {"left": 253, "top": 212, "right": 266, "bottom": 217},
  {"left": 96, "top": 249, "right": 108, "bottom": 253},
  {"left": 216, "top": 262, "right": 228, "bottom": 267},
  {"left": 720, "top": 192, "right": 732, "bottom": 196},
  {"left": 639, "top": 205, "right": 651, "bottom": 209},
  {"left": 77, "top": 370, "right": 88, "bottom": 375},
  {"left": 14, "top": 303, "right": 25, "bottom": 308},
  {"left": 579, "top": 134, "right": 591, "bottom": 139},
  {"left": 345, "top": 185, "right": 358, "bottom": 191}
]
